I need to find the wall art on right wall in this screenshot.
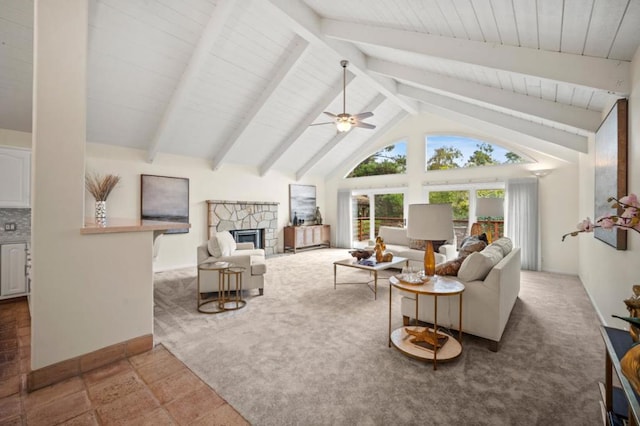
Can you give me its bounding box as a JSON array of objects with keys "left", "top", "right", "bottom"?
[{"left": 594, "top": 98, "right": 628, "bottom": 250}]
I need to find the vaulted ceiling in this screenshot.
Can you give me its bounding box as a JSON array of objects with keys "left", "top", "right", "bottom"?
[{"left": 1, "top": 0, "right": 639, "bottom": 178}]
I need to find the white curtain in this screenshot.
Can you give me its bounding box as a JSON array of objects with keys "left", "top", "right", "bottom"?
[
  {"left": 336, "top": 189, "right": 352, "bottom": 248},
  {"left": 506, "top": 178, "right": 539, "bottom": 270}
]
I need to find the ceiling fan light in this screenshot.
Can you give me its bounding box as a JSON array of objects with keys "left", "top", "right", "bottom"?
[{"left": 336, "top": 120, "right": 352, "bottom": 132}]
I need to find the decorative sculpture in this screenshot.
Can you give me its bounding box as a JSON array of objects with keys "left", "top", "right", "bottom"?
[
  {"left": 405, "top": 327, "right": 448, "bottom": 351},
  {"left": 374, "top": 236, "right": 393, "bottom": 262}
]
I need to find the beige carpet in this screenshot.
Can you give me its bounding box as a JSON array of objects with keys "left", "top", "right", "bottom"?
[{"left": 153, "top": 248, "right": 604, "bottom": 425}]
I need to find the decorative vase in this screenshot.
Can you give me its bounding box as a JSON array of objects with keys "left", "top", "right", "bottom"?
[
  {"left": 315, "top": 207, "right": 323, "bottom": 225},
  {"left": 95, "top": 201, "right": 106, "bottom": 222}
]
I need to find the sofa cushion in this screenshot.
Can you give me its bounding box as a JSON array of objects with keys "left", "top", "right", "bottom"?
[
  {"left": 459, "top": 238, "right": 487, "bottom": 257},
  {"left": 216, "top": 231, "right": 237, "bottom": 257},
  {"left": 208, "top": 236, "right": 222, "bottom": 257},
  {"left": 490, "top": 237, "right": 513, "bottom": 256},
  {"left": 458, "top": 245, "right": 504, "bottom": 282},
  {"left": 435, "top": 257, "right": 465, "bottom": 276}
]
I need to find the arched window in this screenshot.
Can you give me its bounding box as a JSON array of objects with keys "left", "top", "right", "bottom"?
[
  {"left": 346, "top": 142, "right": 407, "bottom": 178},
  {"left": 425, "top": 135, "right": 529, "bottom": 171}
]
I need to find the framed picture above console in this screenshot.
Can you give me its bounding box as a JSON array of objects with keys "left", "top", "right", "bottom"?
[
  {"left": 141, "top": 174, "right": 189, "bottom": 234},
  {"left": 289, "top": 184, "right": 316, "bottom": 224}
]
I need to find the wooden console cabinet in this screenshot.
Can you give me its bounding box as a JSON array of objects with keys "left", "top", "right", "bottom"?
[{"left": 284, "top": 225, "right": 330, "bottom": 253}]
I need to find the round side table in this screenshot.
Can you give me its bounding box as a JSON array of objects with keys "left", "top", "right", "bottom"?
[
  {"left": 219, "top": 266, "right": 246, "bottom": 312},
  {"left": 197, "top": 262, "right": 246, "bottom": 314},
  {"left": 388, "top": 275, "right": 465, "bottom": 369}
]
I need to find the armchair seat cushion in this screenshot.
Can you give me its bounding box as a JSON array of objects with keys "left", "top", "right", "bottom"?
[{"left": 251, "top": 257, "right": 266, "bottom": 275}]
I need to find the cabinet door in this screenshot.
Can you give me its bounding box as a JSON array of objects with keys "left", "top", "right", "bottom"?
[
  {"left": 295, "top": 228, "right": 305, "bottom": 247},
  {"left": 0, "top": 148, "right": 31, "bottom": 208},
  {"left": 1, "top": 243, "right": 27, "bottom": 296},
  {"left": 304, "top": 227, "right": 314, "bottom": 246},
  {"left": 312, "top": 226, "right": 322, "bottom": 244}
]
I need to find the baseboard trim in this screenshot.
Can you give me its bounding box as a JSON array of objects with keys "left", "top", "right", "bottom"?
[{"left": 27, "top": 334, "right": 153, "bottom": 392}]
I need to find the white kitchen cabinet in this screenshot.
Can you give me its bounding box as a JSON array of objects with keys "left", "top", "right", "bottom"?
[
  {"left": 0, "top": 147, "right": 31, "bottom": 208},
  {"left": 1, "top": 243, "right": 28, "bottom": 298}
]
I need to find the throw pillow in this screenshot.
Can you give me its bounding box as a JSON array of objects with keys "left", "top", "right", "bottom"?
[
  {"left": 435, "top": 257, "right": 465, "bottom": 276},
  {"left": 208, "top": 236, "right": 222, "bottom": 257},
  {"left": 458, "top": 245, "right": 504, "bottom": 282},
  {"left": 459, "top": 239, "right": 487, "bottom": 258},
  {"left": 216, "top": 231, "right": 237, "bottom": 257},
  {"left": 490, "top": 237, "right": 513, "bottom": 256},
  {"left": 408, "top": 239, "right": 427, "bottom": 250}
]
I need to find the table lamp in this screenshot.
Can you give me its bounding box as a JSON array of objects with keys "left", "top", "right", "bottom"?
[
  {"left": 407, "top": 203, "right": 454, "bottom": 277},
  {"left": 475, "top": 197, "right": 504, "bottom": 242}
]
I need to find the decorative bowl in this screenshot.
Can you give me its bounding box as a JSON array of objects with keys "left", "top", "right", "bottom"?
[{"left": 349, "top": 249, "right": 373, "bottom": 260}]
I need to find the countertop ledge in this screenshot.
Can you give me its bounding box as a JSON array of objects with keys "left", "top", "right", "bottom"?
[{"left": 81, "top": 218, "right": 191, "bottom": 235}]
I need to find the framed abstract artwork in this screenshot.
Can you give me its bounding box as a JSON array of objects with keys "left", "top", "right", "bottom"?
[
  {"left": 289, "top": 184, "right": 316, "bottom": 224},
  {"left": 141, "top": 174, "right": 189, "bottom": 234},
  {"left": 594, "top": 99, "right": 628, "bottom": 250}
]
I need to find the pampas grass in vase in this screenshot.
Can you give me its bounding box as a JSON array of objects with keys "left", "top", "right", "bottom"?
[{"left": 86, "top": 173, "right": 120, "bottom": 221}]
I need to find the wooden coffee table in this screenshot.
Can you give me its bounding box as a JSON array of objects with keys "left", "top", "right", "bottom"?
[
  {"left": 388, "top": 275, "right": 465, "bottom": 369},
  {"left": 333, "top": 256, "right": 408, "bottom": 300}
]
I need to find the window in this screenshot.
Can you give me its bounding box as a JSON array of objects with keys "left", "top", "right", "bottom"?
[
  {"left": 424, "top": 183, "right": 505, "bottom": 243},
  {"left": 425, "top": 135, "right": 528, "bottom": 171},
  {"left": 352, "top": 189, "right": 406, "bottom": 243},
  {"left": 347, "top": 142, "right": 406, "bottom": 178}
]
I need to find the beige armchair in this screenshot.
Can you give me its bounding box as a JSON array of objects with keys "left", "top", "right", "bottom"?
[{"left": 197, "top": 231, "right": 266, "bottom": 296}]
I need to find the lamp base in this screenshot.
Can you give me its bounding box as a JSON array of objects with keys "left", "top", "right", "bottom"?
[{"left": 424, "top": 240, "right": 436, "bottom": 277}]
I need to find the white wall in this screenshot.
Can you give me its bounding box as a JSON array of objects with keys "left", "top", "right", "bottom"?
[
  {"left": 578, "top": 46, "right": 640, "bottom": 325},
  {"left": 85, "top": 143, "right": 325, "bottom": 270},
  {"left": 31, "top": 0, "right": 155, "bottom": 370},
  {"left": 324, "top": 112, "right": 580, "bottom": 274}
]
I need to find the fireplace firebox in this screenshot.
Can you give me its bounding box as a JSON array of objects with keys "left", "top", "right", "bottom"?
[{"left": 229, "top": 228, "right": 264, "bottom": 249}]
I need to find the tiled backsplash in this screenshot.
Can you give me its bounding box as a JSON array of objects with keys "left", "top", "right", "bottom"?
[{"left": 0, "top": 208, "right": 31, "bottom": 243}]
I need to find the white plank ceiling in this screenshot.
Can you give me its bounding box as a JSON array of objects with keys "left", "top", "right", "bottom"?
[{"left": 1, "top": 0, "right": 639, "bottom": 178}]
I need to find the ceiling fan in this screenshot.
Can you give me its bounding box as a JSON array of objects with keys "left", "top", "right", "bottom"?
[{"left": 310, "top": 60, "right": 375, "bottom": 132}]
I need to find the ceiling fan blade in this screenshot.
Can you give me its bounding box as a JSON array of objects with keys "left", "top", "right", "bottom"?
[
  {"left": 323, "top": 111, "right": 337, "bottom": 118},
  {"left": 352, "top": 111, "right": 373, "bottom": 119},
  {"left": 309, "top": 122, "right": 335, "bottom": 126},
  {"left": 354, "top": 121, "right": 376, "bottom": 130}
]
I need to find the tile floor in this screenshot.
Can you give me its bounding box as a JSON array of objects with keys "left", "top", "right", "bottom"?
[{"left": 0, "top": 298, "right": 250, "bottom": 425}]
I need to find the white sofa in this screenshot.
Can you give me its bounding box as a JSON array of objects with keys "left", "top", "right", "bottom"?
[
  {"left": 372, "top": 226, "right": 457, "bottom": 269},
  {"left": 400, "top": 237, "right": 520, "bottom": 351},
  {"left": 197, "top": 231, "right": 267, "bottom": 296}
]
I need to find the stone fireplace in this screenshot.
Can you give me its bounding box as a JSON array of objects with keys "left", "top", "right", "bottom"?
[{"left": 207, "top": 200, "right": 278, "bottom": 255}]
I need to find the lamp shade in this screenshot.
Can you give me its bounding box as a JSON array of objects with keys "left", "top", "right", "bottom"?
[
  {"left": 407, "top": 204, "right": 453, "bottom": 241},
  {"left": 476, "top": 197, "right": 504, "bottom": 218}
]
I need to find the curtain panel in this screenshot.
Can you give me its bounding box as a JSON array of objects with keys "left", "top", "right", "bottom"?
[
  {"left": 506, "top": 177, "right": 539, "bottom": 270},
  {"left": 336, "top": 189, "right": 352, "bottom": 248}
]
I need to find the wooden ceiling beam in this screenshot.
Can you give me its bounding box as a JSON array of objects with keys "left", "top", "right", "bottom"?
[
  {"left": 263, "top": 0, "right": 418, "bottom": 114},
  {"left": 398, "top": 84, "right": 584, "bottom": 161},
  {"left": 324, "top": 19, "right": 630, "bottom": 96},
  {"left": 210, "top": 36, "right": 310, "bottom": 170},
  {"left": 368, "top": 58, "right": 601, "bottom": 135},
  {"left": 146, "top": 0, "right": 237, "bottom": 163}
]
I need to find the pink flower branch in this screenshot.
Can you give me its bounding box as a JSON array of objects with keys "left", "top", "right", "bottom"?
[{"left": 562, "top": 193, "right": 640, "bottom": 241}]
